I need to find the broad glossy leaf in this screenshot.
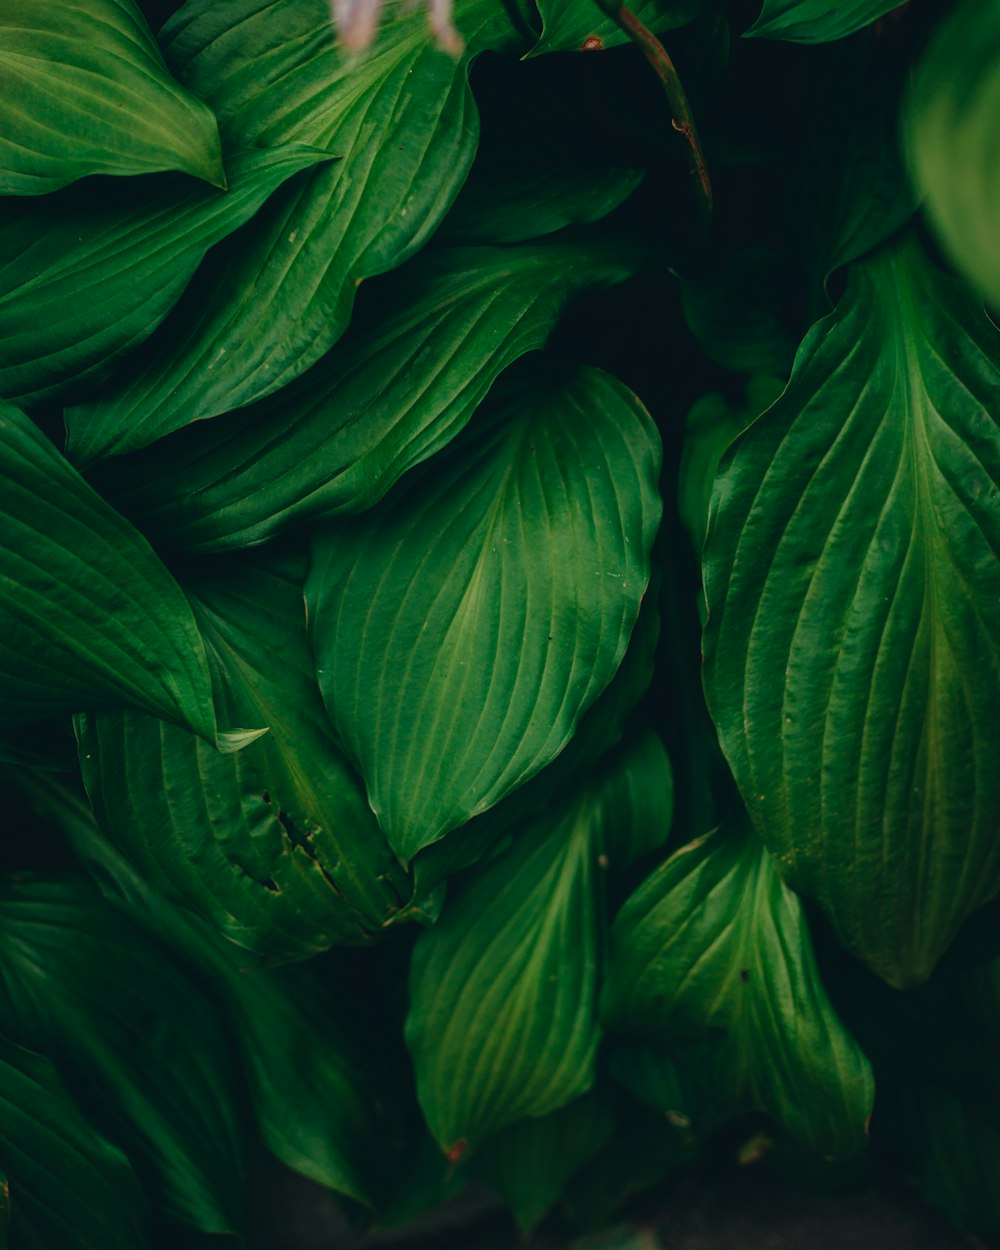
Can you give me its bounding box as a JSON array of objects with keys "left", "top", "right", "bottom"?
[
  {"left": 703, "top": 234, "right": 1000, "bottom": 987},
  {"left": 92, "top": 239, "right": 646, "bottom": 546},
  {"left": 528, "top": 0, "right": 702, "bottom": 55},
  {"left": 4, "top": 145, "right": 331, "bottom": 411},
  {"left": 65, "top": 0, "right": 528, "bottom": 455},
  {"left": 602, "top": 813, "right": 874, "bottom": 1160},
  {"left": 475, "top": 1092, "right": 615, "bottom": 1233},
  {"left": 0, "top": 0, "right": 223, "bottom": 194},
  {"left": 0, "top": 1037, "right": 148, "bottom": 1250},
  {"left": 678, "top": 377, "right": 783, "bottom": 555},
  {"left": 308, "top": 365, "right": 660, "bottom": 860},
  {"left": 0, "top": 402, "right": 220, "bottom": 742},
  {"left": 406, "top": 732, "right": 673, "bottom": 1152},
  {"left": 78, "top": 557, "right": 409, "bottom": 961},
  {"left": 411, "top": 589, "right": 660, "bottom": 895},
  {"left": 13, "top": 773, "right": 403, "bottom": 1209},
  {"left": 0, "top": 877, "right": 243, "bottom": 1233},
  {"left": 744, "top": 0, "right": 903, "bottom": 42},
  {"left": 906, "top": 0, "right": 1000, "bottom": 308},
  {"left": 308, "top": 365, "right": 661, "bottom": 859}
]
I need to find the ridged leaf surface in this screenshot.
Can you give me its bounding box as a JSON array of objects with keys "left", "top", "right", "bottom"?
[{"left": 745, "top": 0, "right": 903, "bottom": 41}]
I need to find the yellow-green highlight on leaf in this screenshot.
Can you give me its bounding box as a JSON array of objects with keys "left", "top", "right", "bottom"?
[
  {"left": 0, "top": 0, "right": 224, "bottom": 194},
  {"left": 702, "top": 232, "right": 1000, "bottom": 987}
]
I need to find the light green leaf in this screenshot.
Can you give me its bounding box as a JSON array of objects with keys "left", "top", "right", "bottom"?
[
  {"left": 0, "top": 877, "right": 244, "bottom": 1234},
  {"left": 65, "top": 0, "right": 528, "bottom": 456},
  {"left": 0, "top": 402, "right": 220, "bottom": 743},
  {"left": 679, "top": 377, "right": 784, "bottom": 556},
  {"left": 406, "top": 733, "right": 673, "bottom": 1152},
  {"left": 0, "top": 0, "right": 223, "bottom": 194},
  {"left": 78, "top": 556, "right": 409, "bottom": 962},
  {"left": 905, "top": 0, "right": 1000, "bottom": 308},
  {"left": 4, "top": 145, "right": 331, "bottom": 412},
  {"left": 308, "top": 364, "right": 662, "bottom": 859},
  {"left": 0, "top": 1037, "right": 148, "bottom": 1250},
  {"left": 474, "top": 1091, "right": 615, "bottom": 1233},
  {"left": 744, "top": 0, "right": 903, "bottom": 42},
  {"left": 528, "top": 0, "right": 701, "bottom": 55},
  {"left": 89, "top": 238, "right": 646, "bottom": 546},
  {"left": 702, "top": 233, "right": 1000, "bottom": 987},
  {"left": 602, "top": 812, "right": 875, "bottom": 1160}
]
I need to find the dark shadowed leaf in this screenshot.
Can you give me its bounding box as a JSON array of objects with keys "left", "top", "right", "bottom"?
[
  {"left": 744, "top": 0, "right": 903, "bottom": 42},
  {"left": 602, "top": 811, "right": 874, "bottom": 1160},
  {"left": 702, "top": 234, "right": 1000, "bottom": 987},
  {"left": 0, "top": 1037, "right": 148, "bottom": 1250},
  {"left": 77, "top": 556, "right": 410, "bottom": 961},
  {"left": 0, "top": 0, "right": 223, "bottom": 194},
  {"left": 65, "top": 0, "right": 529, "bottom": 451},
  {"left": 529, "top": 0, "right": 702, "bottom": 55},
  {"left": 91, "top": 238, "right": 646, "bottom": 547},
  {"left": 308, "top": 364, "right": 662, "bottom": 859},
  {"left": 905, "top": 0, "right": 1000, "bottom": 308},
  {"left": 0, "top": 877, "right": 244, "bottom": 1233},
  {"left": 406, "top": 733, "right": 673, "bottom": 1152},
  {"left": 0, "top": 402, "right": 222, "bottom": 743},
  {"left": 5, "top": 145, "right": 331, "bottom": 412},
  {"left": 474, "top": 1091, "right": 615, "bottom": 1233}
]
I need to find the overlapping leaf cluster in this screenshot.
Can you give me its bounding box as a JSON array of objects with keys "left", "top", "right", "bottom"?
[{"left": 0, "top": 0, "right": 999, "bottom": 1246}]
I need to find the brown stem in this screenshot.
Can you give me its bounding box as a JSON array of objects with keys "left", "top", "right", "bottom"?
[{"left": 594, "top": 0, "right": 712, "bottom": 220}]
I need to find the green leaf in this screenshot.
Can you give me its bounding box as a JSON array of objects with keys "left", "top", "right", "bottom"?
[
  {"left": 0, "top": 1037, "right": 148, "bottom": 1250},
  {"left": 0, "top": 0, "right": 223, "bottom": 194},
  {"left": 744, "top": 0, "right": 903, "bottom": 42},
  {"left": 89, "top": 238, "right": 646, "bottom": 545},
  {"left": 0, "top": 402, "right": 220, "bottom": 742},
  {"left": 439, "top": 164, "right": 643, "bottom": 246},
  {"left": 65, "top": 0, "right": 528, "bottom": 454},
  {"left": 78, "top": 556, "right": 409, "bottom": 962},
  {"left": 602, "top": 812, "right": 874, "bottom": 1160},
  {"left": 11, "top": 772, "right": 403, "bottom": 1210},
  {"left": 528, "top": 0, "right": 701, "bottom": 55},
  {"left": 405, "top": 732, "right": 673, "bottom": 1152},
  {"left": 702, "top": 233, "right": 1000, "bottom": 987},
  {"left": 678, "top": 377, "right": 784, "bottom": 556},
  {"left": 3, "top": 146, "right": 331, "bottom": 412},
  {"left": 474, "top": 1091, "right": 615, "bottom": 1233},
  {"left": 308, "top": 364, "right": 661, "bottom": 859},
  {"left": 905, "top": 0, "right": 1000, "bottom": 309},
  {"left": 0, "top": 877, "right": 244, "bottom": 1233}
]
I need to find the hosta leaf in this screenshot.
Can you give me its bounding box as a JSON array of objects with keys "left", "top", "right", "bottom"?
[
  {"left": 528, "top": 0, "right": 702, "bottom": 55},
  {"left": 411, "top": 589, "right": 660, "bottom": 895},
  {"left": 0, "top": 402, "right": 220, "bottom": 742},
  {"left": 0, "top": 0, "right": 223, "bottom": 194},
  {"left": 78, "top": 557, "right": 409, "bottom": 961},
  {"left": 678, "top": 377, "right": 784, "bottom": 555},
  {"left": 474, "top": 1091, "right": 615, "bottom": 1233},
  {"left": 91, "top": 239, "right": 646, "bottom": 546},
  {"left": 308, "top": 365, "right": 662, "bottom": 859},
  {"left": 13, "top": 773, "right": 401, "bottom": 1210},
  {"left": 0, "top": 1037, "right": 148, "bottom": 1250},
  {"left": 602, "top": 812, "right": 874, "bottom": 1160},
  {"left": 438, "top": 163, "right": 642, "bottom": 246},
  {"left": 702, "top": 233, "right": 1000, "bottom": 987},
  {"left": 905, "top": 0, "right": 1000, "bottom": 308},
  {"left": 4, "top": 145, "right": 331, "bottom": 412},
  {"left": 0, "top": 877, "right": 243, "bottom": 1233},
  {"left": 744, "top": 0, "right": 903, "bottom": 42},
  {"left": 406, "top": 732, "right": 673, "bottom": 1152},
  {"left": 65, "top": 0, "right": 528, "bottom": 455}
]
